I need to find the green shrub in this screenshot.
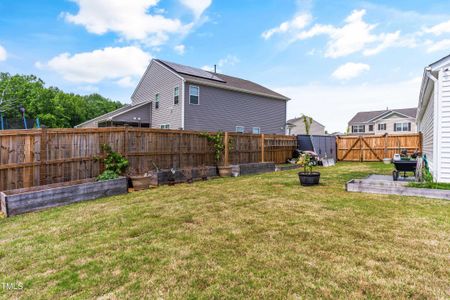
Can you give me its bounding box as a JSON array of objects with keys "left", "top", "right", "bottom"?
[
  {"left": 97, "top": 170, "right": 119, "bottom": 181},
  {"left": 96, "top": 144, "right": 129, "bottom": 181}
]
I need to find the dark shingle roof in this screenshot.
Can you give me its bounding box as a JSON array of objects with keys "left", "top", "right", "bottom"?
[
  {"left": 156, "top": 59, "right": 289, "bottom": 101},
  {"left": 349, "top": 108, "right": 417, "bottom": 124}
]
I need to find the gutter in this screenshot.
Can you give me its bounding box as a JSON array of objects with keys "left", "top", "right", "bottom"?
[{"left": 426, "top": 69, "right": 440, "bottom": 181}]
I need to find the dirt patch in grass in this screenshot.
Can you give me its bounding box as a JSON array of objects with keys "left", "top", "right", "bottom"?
[{"left": 0, "top": 162, "right": 448, "bottom": 299}]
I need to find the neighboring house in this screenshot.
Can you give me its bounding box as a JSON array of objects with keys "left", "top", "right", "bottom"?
[
  {"left": 417, "top": 54, "right": 450, "bottom": 183},
  {"left": 77, "top": 59, "right": 290, "bottom": 134},
  {"left": 286, "top": 116, "right": 325, "bottom": 135},
  {"left": 348, "top": 108, "right": 418, "bottom": 135}
]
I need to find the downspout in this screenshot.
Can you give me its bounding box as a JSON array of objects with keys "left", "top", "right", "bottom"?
[{"left": 426, "top": 68, "right": 439, "bottom": 181}]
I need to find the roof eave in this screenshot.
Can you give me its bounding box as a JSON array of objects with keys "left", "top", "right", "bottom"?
[{"left": 184, "top": 78, "right": 290, "bottom": 101}]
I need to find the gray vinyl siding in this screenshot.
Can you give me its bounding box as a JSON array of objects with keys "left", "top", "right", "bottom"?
[
  {"left": 183, "top": 83, "right": 286, "bottom": 134},
  {"left": 132, "top": 61, "right": 183, "bottom": 129},
  {"left": 111, "top": 103, "right": 151, "bottom": 124}
]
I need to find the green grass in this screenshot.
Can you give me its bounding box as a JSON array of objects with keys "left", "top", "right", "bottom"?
[
  {"left": 0, "top": 162, "right": 449, "bottom": 299},
  {"left": 408, "top": 181, "right": 450, "bottom": 190}
]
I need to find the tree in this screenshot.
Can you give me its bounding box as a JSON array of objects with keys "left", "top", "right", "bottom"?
[{"left": 0, "top": 73, "right": 123, "bottom": 128}]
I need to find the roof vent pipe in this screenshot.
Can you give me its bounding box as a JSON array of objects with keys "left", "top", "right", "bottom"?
[{"left": 214, "top": 64, "right": 217, "bottom": 73}]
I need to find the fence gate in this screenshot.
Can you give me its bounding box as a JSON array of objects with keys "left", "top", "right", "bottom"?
[{"left": 337, "top": 133, "right": 422, "bottom": 162}]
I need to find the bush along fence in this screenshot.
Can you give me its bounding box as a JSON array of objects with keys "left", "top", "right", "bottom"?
[
  {"left": 0, "top": 128, "right": 297, "bottom": 191},
  {"left": 337, "top": 133, "right": 422, "bottom": 162}
]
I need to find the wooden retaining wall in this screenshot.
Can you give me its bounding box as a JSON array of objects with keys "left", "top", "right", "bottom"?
[
  {"left": 0, "top": 128, "right": 297, "bottom": 191},
  {"left": 337, "top": 133, "right": 422, "bottom": 162}
]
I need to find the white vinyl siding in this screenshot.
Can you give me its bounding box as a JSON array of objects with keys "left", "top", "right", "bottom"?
[
  {"left": 420, "top": 91, "right": 434, "bottom": 174},
  {"left": 439, "top": 68, "right": 450, "bottom": 181}
]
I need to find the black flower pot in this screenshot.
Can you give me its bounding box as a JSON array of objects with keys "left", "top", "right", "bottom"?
[{"left": 298, "top": 172, "right": 321, "bottom": 186}]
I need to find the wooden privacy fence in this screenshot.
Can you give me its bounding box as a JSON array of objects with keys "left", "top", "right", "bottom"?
[
  {"left": 0, "top": 128, "right": 297, "bottom": 191},
  {"left": 337, "top": 133, "right": 422, "bottom": 162}
]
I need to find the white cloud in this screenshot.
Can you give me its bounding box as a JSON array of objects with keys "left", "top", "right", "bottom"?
[
  {"left": 423, "top": 20, "right": 450, "bottom": 36},
  {"left": 202, "top": 54, "right": 239, "bottom": 73},
  {"left": 262, "top": 13, "right": 312, "bottom": 40},
  {"left": 63, "top": 0, "right": 197, "bottom": 46},
  {"left": 265, "top": 9, "right": 408, "bottom": 58},
  {"left": 174, "top": 44, "right": 186, "bottom": 55},
  {"left": 426, "top": 39, "right": 450, "bottom": 53},
  {"left": 179, "top": 0, "right": 212, "bottom": 18},
  {"left": 116, "top": 76, "right": 137, "bottom": 88},
  {"left": 37, "top": 46, "right": 151, "bottom": 85},
  {"left": 276, "top": 78, "right": 421, "bottom": 132},
  {"left": 0, "top": 45, "right": 7, "bottom": 61},
  {"left": 332, "top": 62, "right": 370, "bottom": 80}
]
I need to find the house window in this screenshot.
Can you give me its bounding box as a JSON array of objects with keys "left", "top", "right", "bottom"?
[
  {"left": 236, "top": 126, "right": 245, "bottom": 133},
  {"left": 160, "top": 124, "right": 170, "bottom": 129},
  {"left": 155, "top": 93, "right": 160, "bottom": 109},
  {"left": 368, "top": 125, "right": 374, "bottom": 132},
  {"left": 173, "top": 86, "right": 179, "bottom": 105},
  {"left": 352, "top": 125, "right": 365, "bottom": 133},
  {"left": 394, "top": 122, "right": 411, "bottom": 132},
  {"left": 378, "top": 123, "right": 386, "bottom": 131},
  {"left": 189, "top": 85, "right": 199, "bottom": 105},
  {"left": 252, "top": 127, "right": 260, "bottom": 134}
]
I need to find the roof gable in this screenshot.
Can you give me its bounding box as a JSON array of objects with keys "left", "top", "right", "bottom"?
[{"left": 349, "top": 108, "right": 417, "bottom": 124}]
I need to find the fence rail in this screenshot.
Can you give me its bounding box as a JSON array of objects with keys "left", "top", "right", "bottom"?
[
  {"left": 0, "top": 128, "right": 297, "bottom": 191},
  {"left": 337, "top": 133, "right": 422, "bottom": 162}
]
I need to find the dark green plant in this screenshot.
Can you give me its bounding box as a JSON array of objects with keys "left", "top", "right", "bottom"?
[
  {"left": 201, "top": 132, "right": 231, "bottom": 165},
  {"left": 97, "top": 170, "right": 119, "bottom": 181},
  {"left": 96, "top": 144, "right": 128, "bottom": 180}
]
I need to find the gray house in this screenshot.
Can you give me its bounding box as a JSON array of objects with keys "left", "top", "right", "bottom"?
[
  {"left": 77, "top": 59, "right": 290, "bottom": 134},
  {"left": 348, "top": 108, "right": 418, "bottom": 135}
]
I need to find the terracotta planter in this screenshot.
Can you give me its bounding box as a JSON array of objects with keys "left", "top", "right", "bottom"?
[
  {"left": 129, "top": 175, "right": 154, "bottom": 191},
  {"left": 218, "top": 165, "right": 232, "bottom": 177},
  {"left": 298, "top": 172, "right": 321, "bottom": 186}
]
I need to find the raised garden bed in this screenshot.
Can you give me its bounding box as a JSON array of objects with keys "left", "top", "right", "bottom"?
[
  {"left": 237, "top": 162, "right": 275, "bottom": 175},
  {"left": 275, "top": 164, "right": 301, "bottom": 171},
  {"left": 1, "top": 177, "right": 128, "bottom": 217},
  {"left": 346, "top": 176, "right": 450, "bottom": 200}
]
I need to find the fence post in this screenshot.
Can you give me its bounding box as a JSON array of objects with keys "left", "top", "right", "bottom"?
[
  {"left": 123, "top": 125, "right": 128, "bottom": 158},
  {"left": 39, "top": 128, "right": 48, "bottom": 185},
  {"left": 224, "top": 132, "right": 229, "bottom": 166},
  {"left": 261, "top": 133, "right": 265, "bottom": 162}
]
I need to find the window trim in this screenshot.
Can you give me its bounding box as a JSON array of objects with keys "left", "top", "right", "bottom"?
[
  {"left": 368, "top": 124, "right": 374, "bottom": 132},
  {"left": 155, "top": 93, "right": 160, "bottom": 109},
  {"left": 352, "top": 125, "right": 365, "bottom": 133},
  {"left": 160, "top": 124, "right": 170, "bottom": 129},
  {"left": 394, "top": 122, "right": 411, "bottom": 132},
  {"left": 235, "top": 126, "right": 245, "bottom": 133},
  {"left": 189, "top": 85, "right": 200, "bottom": 105},
  {"left": 252, "top": 127, "right": 261, "bottom": 134},
  {"left": 378, "top": 123, "right": 386, "bottom": 131},
  {"left": 173, "top": 86, "right": 179, "bottom": 105}
]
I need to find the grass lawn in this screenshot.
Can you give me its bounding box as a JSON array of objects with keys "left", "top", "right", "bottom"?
[{"left": 0, "top": 162, "right": 449, "bottom": 299}]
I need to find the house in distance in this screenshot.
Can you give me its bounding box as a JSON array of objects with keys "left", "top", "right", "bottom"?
[
  {"left": 77, "top": 59, "right": 290, "bottom": 135},
  {"left": 286, "top": 115, "right": 325, "bottom": 135},
  {"left": 347, "top": 108, "right": 417, "bottom": 135}
]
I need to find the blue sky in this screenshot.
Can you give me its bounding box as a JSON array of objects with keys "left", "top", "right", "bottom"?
[{"left": 1, "top": 0, "right": 450, "bottom": 132}]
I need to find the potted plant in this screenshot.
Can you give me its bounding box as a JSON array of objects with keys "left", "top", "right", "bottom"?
[
  {"left": 201, "top": 132, "right": 232, "bottom": 177},
  {"left": 297, "top": 153, "right": 320, "bottom": 186}
]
